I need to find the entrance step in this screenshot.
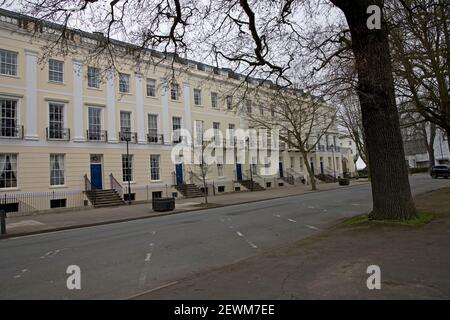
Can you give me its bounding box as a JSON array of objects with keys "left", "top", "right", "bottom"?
[
  {"left": 85, "top": 189, "right": 125, "bottom": 207},
  {"left": 174, "top": 183, "right": 204, "bottom": 198}
]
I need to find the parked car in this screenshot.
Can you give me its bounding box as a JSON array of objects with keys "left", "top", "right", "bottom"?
[{"left": 430, "top": 165, "right": 450, "bottom": 179}]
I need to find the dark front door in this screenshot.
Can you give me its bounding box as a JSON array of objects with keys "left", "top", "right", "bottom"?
[
  {"left": 236, "top": 163, "right": 242, "bottom": 181},
  {"left": 175, "top": 163, "right": 183, "bottom": 185},
  {"left": 320, "top": 161, "right": 324, "bottom": 174},
  {"left": 279, "top": 162, "right": 284, "bottom": 178},
  {"left": 310, "top": 161, "right": 315, "bottom": 174},
  {"left": 90, "top": 164, "right": 102, "bottom": 190}
]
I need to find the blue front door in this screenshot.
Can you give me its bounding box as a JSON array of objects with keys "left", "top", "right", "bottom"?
[
  {"left": 279, "top": 162, "right": 284, "bottom": 178},
  {"left": 90, "top": 164, "right": 102, "bottom": 190},
  {"left": 236, "top": 163, "right": 242, "bottom": 181},
  {"left": 175, "top": 164, "right": 183, "bottom": 185}
]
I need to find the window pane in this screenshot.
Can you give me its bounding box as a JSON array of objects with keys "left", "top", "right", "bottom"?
[
  {"left": 146, "top": 79, "right": 156, "bottom": 96},
  {"left": 88, "top": 67, "right": 100, "bottom": 88},
  {"left": 49, "top": 103, "right": 64, "bottom": 139},
  {"left": 0, "top": 99, "right": 18, "bottom": 137},
  {"left": 49, "top": 59, "right": 64, "bottom": 83},
  {"left": 50, "top": 154, "right": 65, "bottom": 185},
  {"left": 122, "top": 154, "right": 133, "bottom": 182},
  {"left": 119, "top": 73, "right": 130, "bottom": 93},
  {"left": 0, "top": 50, "right": 18, "bottom": 76},
  {"left": 0, "top": 153, "right": 17, "bottom": 188},
  {"left": 148, "top": 114, "right": 158, "bottom": 142},
  {"left": 150, "top": 155, "right": 160, "bottom": 180}
]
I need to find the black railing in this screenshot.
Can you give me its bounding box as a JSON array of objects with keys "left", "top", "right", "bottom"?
[
  {"left": 0, "top": 125, "right": 24, "bottom": 139},
  {"left": 119, "top": 131, "right": 138, "bottom": 143},
  {"left": 84, "top": 174, "right": 96, "bottom": 204},
  {"left": 46, "top": 127, "right": 70, "bottom": 141},
  {"left": 109, "top": 173, "right": 123, "bottom": 198},
  {"left": 147, "top": 133, "right": 164, "bottom": 144},
  {"left": 0, "top": 190, "right": 85, "bottom": 215},
  {"left": 86, "top": 130, "right": 107, "bottom": 142}
]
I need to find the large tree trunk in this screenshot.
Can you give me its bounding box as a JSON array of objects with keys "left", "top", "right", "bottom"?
[
  {"left": 301, "top": 151, "right": 317, "bottom": 191},
  {"left": 427, "top": 123, "right": 436, "bottom": 168},
  {"left": 330, "top": 0, "right": 416, "bottom": 219}
]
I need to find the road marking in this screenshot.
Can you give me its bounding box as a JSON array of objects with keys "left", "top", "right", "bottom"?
[
  {"left": 145, "top": 253, "right": 152, "bottom": 262},
  {"left": 287, "top": 218, "right": 297, "bottom": 223},
  {"left": 13, "top": 275, "right": 21, "bottom": 279},
  {"left": 7, "top": 220, "right": 44, "bottom": 229},
  {"left": 307, "top": 206, "right": 315, "bottom": 209},
  {"left": 305, "top": 225, "right": 320, "bottom": 231},
  {"left": 21, "top": 269, "right": 28, "bottom": 273},
  {"left": 236, "top": 231, "right": 258, "bottom": 249},
  {"left": 352, "top": 203, "right": 361, "bottom": 206},
  {"left": 273, "top": 214, "right": 281, "bottom": 218},
  {"left": 126, "top": 281, "right": 179, "bottom": 300}
]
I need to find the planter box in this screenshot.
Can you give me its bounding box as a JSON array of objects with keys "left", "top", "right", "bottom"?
[
  {"left": 338, "top": 178, "right": 350, "bottom": 186},
  {"left": 152, "top": 197, "right": 175, "bottom": 212}
]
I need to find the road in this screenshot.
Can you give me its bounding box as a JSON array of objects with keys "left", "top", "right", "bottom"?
[{"left": 0, "top": 174, "right": 448, "bottom": 299}]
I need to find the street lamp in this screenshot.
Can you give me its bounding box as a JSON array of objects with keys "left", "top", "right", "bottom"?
[
  {"left": 246, "top": 137, "right": 254, "bottom": 191},
  {"left": 121, "top": 131, "right": 132, "bottom": 205}
]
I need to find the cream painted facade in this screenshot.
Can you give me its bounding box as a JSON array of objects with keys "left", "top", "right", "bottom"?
[{"left": 0, "top": 9, "right": 349, "bottom": 213}]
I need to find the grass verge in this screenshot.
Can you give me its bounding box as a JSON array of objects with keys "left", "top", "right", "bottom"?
[{"left": 340, "top": 212, "right": 435, "bottom": 228}]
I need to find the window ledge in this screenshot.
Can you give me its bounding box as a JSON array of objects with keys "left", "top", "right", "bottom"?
[
  {"left": 0, "top": 187, "right": 20, "bottom": 191},
  {"left": 87, "top": 86, "right": 102, "bottom": 91},
  {"left": 150, "top": 179, "right": 162, "bottom": 183},
  {"left": 49, "top": 185, "right": 68, "bottom": 189},
  {"left": 0, "top": 74, "right": 20, "bottom": 79},
  {"left": 48, "top": 81, "right": 66, "bottom": 86}
]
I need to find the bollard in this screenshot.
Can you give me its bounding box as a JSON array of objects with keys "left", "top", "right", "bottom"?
[{"left": 0, "top": 210, "right": 6, "bottom": 235}]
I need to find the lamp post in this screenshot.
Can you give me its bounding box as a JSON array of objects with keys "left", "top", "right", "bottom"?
[
  {"left": 246, "top": 137, "right": 254, "bottom": 191},
  {"left": 122, "top": 131, "right": 132, "bottom": 205}
]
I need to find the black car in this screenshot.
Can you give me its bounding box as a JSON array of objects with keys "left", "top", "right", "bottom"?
[{"left": 430, "top": 165, "right": 450, "bottom": 178}]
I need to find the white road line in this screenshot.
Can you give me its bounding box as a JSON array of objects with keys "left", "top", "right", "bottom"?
[
  {"left": 287, "top": 218, "right": 297, "bottom": 223},
  {"left": 13, "top": 275, "right": 21, "bottom": 279},
  {"left": 126, "top": 281, "right": 179, "bottom": 300},
  {"left": 145, "top": 253, "right": 152, "bottom": 262},
  {"left": 235, "top": 231, "right": 258, "bottom": 249},
  {"left": 307, "top": 206, "right": 315, "bottom": 209},
  {"left": 352, "top": 203, "right": 361, "bottom": 206},
  {"left": 21, "top": 269, "right": 28, "bottom": 273},
  {"left": 305, "top": 225, "right": 320, "bottom": 231},
  {"left": 273, "top": 214, "right": 281, "bottom": 218}
]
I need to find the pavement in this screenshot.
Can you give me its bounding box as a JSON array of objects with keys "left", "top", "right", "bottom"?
[
  {"left": 0, "top": 173, "right": 448, "bottom": 299},
  {"left": 2, "top": 179, "right": 369, "bottom": 238}
]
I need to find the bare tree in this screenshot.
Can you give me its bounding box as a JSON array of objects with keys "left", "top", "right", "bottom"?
[
  {"left": 338, "top": 94, "right": 369, "bottom": 173},
  {"left": 388, "top": 0, "right": 450, "bottom": 152},
  {"left": 246, "top": 89, "right": 336, "bottom": 191}
]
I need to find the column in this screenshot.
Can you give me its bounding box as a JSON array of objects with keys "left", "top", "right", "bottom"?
[
  {"left": 106, "top": 70, "right": 118, "bottom": 143},
  {"left": 135, "top": 72, "right": 146, "bottom": 143},
  {"left": 182, "top": 82, "right": 192, "bottom": 134},
  {"left": 72, "top": 59, "right": 84, "bottom": 142},
  {"left": 24, "top": 49, "right": 39, "bottom": 140},
  {"left": 160, "top": 78, "right": 170, "bottom": 144}
]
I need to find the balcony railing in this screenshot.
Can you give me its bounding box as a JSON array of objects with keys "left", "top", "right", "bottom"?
[
  {"left": 147, "top": 133, "right": 164, "bottom": 144},
  {"left": 0, "top": 124, "right": 23, "bottom": 139},
  {"left": 46, "top": 127, "right": 70, "bottom": 141},
  {"left": 86, "top": 130, "right": 107, "bottom": 142},
  {"left": 119, "top": 131, "right": 137, "bottom": 143}
]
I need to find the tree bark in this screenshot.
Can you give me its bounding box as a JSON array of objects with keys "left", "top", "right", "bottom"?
[
  {"left": 330, "top": 0, "right": 416, "bottom": 219},
  {"left": 301, "top": 151, "right": 317, "bottom": 191}
]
